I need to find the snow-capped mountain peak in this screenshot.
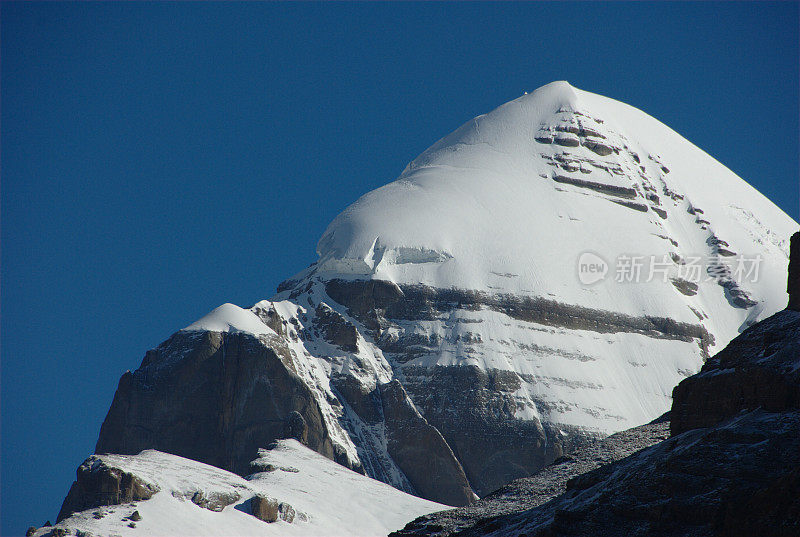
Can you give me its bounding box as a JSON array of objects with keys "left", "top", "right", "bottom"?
[{"left": 89, "top": 81, "right": 797, "bottom": 512}]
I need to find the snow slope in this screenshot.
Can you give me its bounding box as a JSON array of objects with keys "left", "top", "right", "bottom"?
[
  {"left": 43, "top": 440, "right": 445, "bottom": 537},
  {"left": 183, "top": 303, "right": 276, "bottom": 336},
  {"left": 315, "top": 81, "right": 793, "bottom": 335},
  {"left": 287, "top": 81, "right": 796, "bottom": 437}
]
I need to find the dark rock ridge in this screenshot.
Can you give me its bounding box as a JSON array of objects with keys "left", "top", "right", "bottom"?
[
  {"left": 788, "top": 231, "right": 800, "bottom": 310},
  {"left": 57, "top": 457, "right": 159, "bottom": 523},
  {"left": 392, "top": 414, "right": 670, "bottom": 537},
  {"left": 671, "top": 309, "right": 800, "bottom": 435},
  {"left": 456, "top": 409, "right": 800, "bottom": 537},
  {"left": 95, "top": 330, "right": 348, "bottom": 477},
  {"left": 324, "top": 279, "right": 713, "bottom": 355}
]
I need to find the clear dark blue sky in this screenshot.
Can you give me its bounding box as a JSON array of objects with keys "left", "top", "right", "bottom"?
[{"left": 1, "top": 2, "right": 798, "bottom": 534}]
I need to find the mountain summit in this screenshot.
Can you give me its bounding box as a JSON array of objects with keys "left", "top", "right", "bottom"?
[
  {"left": 52, "top": 82, "right": 795, "bottom": 532},
  {"left": 273, "top": 80, "right": 795, "bottom": 494}
]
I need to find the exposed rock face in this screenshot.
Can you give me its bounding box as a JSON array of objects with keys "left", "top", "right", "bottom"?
[
  {"left": 400, "top": 364, "right": 592, "bottom": 497},
  {"left": 95, "top": 330, "right": 344, "bottom": 477},
  {"left": 314, "top": 302, "right": 359, "bottom": 352},
  {"left": 789, "top": 231, "right": 800, "bottom": 310},
  {"left": 56, "top": 457, "right": 159, "bottom": 522},
  {"left": 324, "top": 280, "right": 713, "bottom": 355},
  {"left": 377, "top": 380, "right": 475, "bottom": 506},
  {"left": 329, "top": 374, "right": 475, "bottom": 505},
  {"left": 671, "top": 309, "right": 800, "bottom": 435},
  {"left": 324, "top": 277, "right": 710, "bottom": 495},
  {"left": 94, "top": 315, "right": 474, "bottom": 506}
]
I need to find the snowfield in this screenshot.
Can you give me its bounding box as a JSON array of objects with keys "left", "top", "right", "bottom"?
[
  {"left": 315, "top": 81, "right": 794, "bottom": 336},
  {"left": 42, "top": 440, "right": 445, "bottom": 537}
]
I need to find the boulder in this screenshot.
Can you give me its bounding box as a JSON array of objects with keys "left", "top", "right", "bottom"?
[
  {"left": 190, "top": 490, "right": 241, "bottom": 512},
  {"left": 249, "top": 494, "right": 279, "bottom": 523},
  {"left": 56, "top": 457, "right": 159, "bottom": 522}
]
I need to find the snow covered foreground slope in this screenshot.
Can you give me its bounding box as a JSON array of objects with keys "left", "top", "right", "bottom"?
[
  {"left": 43, "top": 440, "right": 444, "bottom": 537},
  {"left": 89, "top": 80, "right": 796, "bottom": 516}
]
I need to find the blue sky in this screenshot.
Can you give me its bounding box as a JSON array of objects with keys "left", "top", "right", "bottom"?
[{"left": 1, "top": 1, "right": 798, "bottom": 534}]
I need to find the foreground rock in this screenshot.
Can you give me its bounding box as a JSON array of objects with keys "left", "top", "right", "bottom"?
[
  {"left": 671, "top": 309, "right": 800, "bottom": 435},
  {"left": 458, "top": 408, "right": 800, "bottom": 537},
  {"left": 94, "top": 304, "right": 474, "bottom": 507},
  {"left": 393, "top": 414, "right": 669, "bottom": 536},
  {"left": 57, "top": 457, "right": 159, "bottom": 523},
  {"left": 41, "top": 440, "right": 444, "bottom": 537}
]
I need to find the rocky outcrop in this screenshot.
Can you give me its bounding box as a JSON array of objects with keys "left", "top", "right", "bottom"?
[
  {"left": 247, "top": 494, "right": 298, "bottom": 523},
  {"left": 463, "top": 409, "right": 800, "bottom": 537},
  {"left": 393, "top": 415, "right": 670, "bottom": 537},
  {"left": 56, "top": 457, "right": 159, "bottom": 522},
  {"left": 95, "top": 330, "right": 347, "bottom": 477},
  {"left": 377, "top": 380, "right": 475, "bottom": 506},
  {"left": 788, "top": 231, "right": 800, "bottom": 310},
  {"left": 671, "top": 309, "right": 800, "bottom": 435},
  {"left": 581, "top": 138, "right": 614, "bottom": 156},
  {"left": 552, "top": 174, "right": 638, "bottom": 199},
  {"left": 314, "top": 302, "right": 359, "bottom": 352},
  {"left": 189, "top": 490, "right": 241, "bottom": 512},
  {"left": 94, "top": 321, "right": 475, "bottom": 507}
]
